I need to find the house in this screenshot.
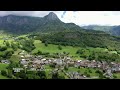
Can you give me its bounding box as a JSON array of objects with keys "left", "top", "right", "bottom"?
[
  {"left": 74, "top": 62, "right": 80, "bottom": 67},
  {"left": 104, "top": 68, "right": 113, "bottom": 79},
  {"left": 30, "top": 68, "right": 36, "bottom": 71},
  {"left": 33, "top": 60, "right": 41, "bottom": 64},
  {"left": 68, "top": 72, "right": 83, "bottom": 79},
  {"left": 1, "top": 60, "right": 10, "bottom": 64},
  {"left": 41, "top": 58, "right": 46, "bottom": 61},
  {"left": 20, "top": 56, "right": 24, "bottom": 58},
  {"left": 13, "top": 68, "right": 23, "bottom": 72},
  {"left": 44, "top": 60, "right": 49, "bottom": 64},
  {"left": 111, "top": 66, "right": 120, "bottom": 73},
  {"left": 55, "top": 59, "right": 63, "bottom": 65},
  {"left": 20, "top": 59, "right": 29, "bottom": 66}
]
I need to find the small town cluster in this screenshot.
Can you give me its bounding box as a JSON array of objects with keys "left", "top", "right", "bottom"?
[{"left": 1, "top": 50, "right": 120, "bottom": 79}]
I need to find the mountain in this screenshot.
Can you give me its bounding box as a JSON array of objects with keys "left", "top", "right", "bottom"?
[
  {"left": 82, "top": 25, "right": 120, "bottom": 36},
  {"left": 82, "top": 25, "right": 113, "bottom": 34},
  {"left": 0, "top": 12, "right": 120, "bottom": 50},
  {"left": 0, "top": 12, "right": 83, "bottom": 34},
  {"left": 44, "top": 12, "right": 60, "bottom": 21},
  {"left": 111, "top": 26, "right": 120, "bottom": 36}
]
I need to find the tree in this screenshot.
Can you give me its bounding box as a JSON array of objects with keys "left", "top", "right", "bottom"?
[
  {"left": 11, "top": 42, "right": 18, "bottom": 51},
  {"left": 64, "top": 65, "right": 68, "bottom": 71},
  {"left": 76, "top": 49, "right": 84, "bottom": 54},
  {"left": 113, "top": 75, "right": 117, "bottom": 79},
  {"left": 0, "top": 46, "right": 7, "bottom": 51},
  {"left": 86, "top": 74, "right": 90, "bottom": 77},
  {"left": 49, "top": 63, "right": 56, "bottom": 68},
  {"left": 3, "top": 50, "right": 13, "bottom": 59},
  {"left": 44, "top": 42, "right": 48, "bottom": 47},
  {"left": 34, "top": 75, "right": 40, "bottom": 79},
  {"left": 21, "top": 39, "right": 35, "bottom": 52},
  {"left": 1, "top": 70, "right": 7, "bottom": 76},
  {"left": 7, "top": 62, "right": 19, "bottom": 70},
  {"left": 37, "top": 71, "right": 46, "bottom": 79},
  {"left": 84, "top": 71, "right": 88, "bottom": 76},
  {"left": 37, "top": 50, "right": 42, "bottom": 55},
  {"left": 58, "top": 75, "right": 65, "bottom": 79},
  {"left": 7, "top": 69, "right": 13, "bottom": 78},
  {"left": 63, "top": 51, "right": 66, "bottom": 55},
  {"left": 5, "top": 41, "right": 10, "bottom": 47},
  {"left": 89, "top": 69, "right": 92, "bottom": 73},
  {"left": 18, "top": 70, "right": 27, "bottom": 79},
  {"left": 58, "top": 45, "right": 62, "bottom": 50},
  {"left": 52, "top": 71, "right": 59, "bottom": 79},
  {"left": 26, "top": 74, "right": 34, "bottom": 79}
]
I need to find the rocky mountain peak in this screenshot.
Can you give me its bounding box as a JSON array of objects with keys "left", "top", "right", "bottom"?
[{"left": 44, "top": 12, "right": 60, "bottom": 21}]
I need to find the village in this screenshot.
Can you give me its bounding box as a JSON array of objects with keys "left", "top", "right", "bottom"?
[
  {"left": 1, "top": 50, "right": 120, "bottom": 79},
  {"left": 14, "top": 51, "right": 120, "bottom": 79}
]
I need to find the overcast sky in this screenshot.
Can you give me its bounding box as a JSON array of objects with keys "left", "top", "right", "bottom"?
[{"left": 0, "top": 11, "right": 120, "bottom": 26}]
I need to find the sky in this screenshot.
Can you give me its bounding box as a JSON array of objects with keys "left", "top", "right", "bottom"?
[{"left": 0, "top": 11, "right": 120, "bottom": 26}]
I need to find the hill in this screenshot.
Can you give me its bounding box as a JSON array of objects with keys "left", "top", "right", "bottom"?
[{"left": 38, "top": 30, "right": 120, "bottom": 50}]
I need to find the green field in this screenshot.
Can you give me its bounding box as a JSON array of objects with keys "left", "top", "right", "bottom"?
[
  {"left": 32, "top": 40, "right": 112, "bottom": 60},
  {"left": 32, "top": 40, "right": 83, "bottom": 59},
  {"left": 0, "top": 63, "right": 8, "bottom": 71},
  {"left": 0, "top": 74, "right": 9, "bottom": 79}
]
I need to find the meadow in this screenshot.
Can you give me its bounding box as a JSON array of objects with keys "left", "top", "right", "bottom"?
[{"left": 32, "top": 40, "right": 117, "bottom": 60}]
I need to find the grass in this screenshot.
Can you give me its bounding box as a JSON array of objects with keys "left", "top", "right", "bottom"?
[
  {"left": 44, "top": 65, "right": 52, "bottom": 79},
  {"left": 0, "top": 74, "right": 9, "bottom": 79},
  {"left": 0, "top": 63, "right": 9, "bottom": 79},
  {"left": 113, "top": 73, "right": 120, "bottom": 79},
  {"left": 10, "top": 55, "right": 20, "bottom": 63},
  {"left": 67, "top": 67, "right": 99, "bottom": 77},
  {"left": 32, "top": 40, "right": 110, "bottom": 60},
  {"left": 0, "top": 63, "right": 8, "bottom": 71},
  {"left": 0, "top": 40, "right": 4, "bottom": 45},
  {"left": 33, "top": 40, "right": 80, "bottom": 59}
]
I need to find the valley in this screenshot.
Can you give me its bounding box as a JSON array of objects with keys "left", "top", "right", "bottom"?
[
  {"left": 0, "top": 33, "right": 119, "bottom": 79},
  {"left": 0, "top": 12, "right": 120, "bottom": 79}
]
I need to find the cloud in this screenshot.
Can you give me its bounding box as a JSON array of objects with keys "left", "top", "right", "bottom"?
[
  {"left": 0, "top": 11, "right": 35, "bottom": 16},
  {"left": 0, "top": 11, "right": 120, "bottom": 26},
  {"left": 0, "top": 11, "right": 62, "bottom": 17},
  {"left": 60, "top": 11, "right": 120, "bottom": 26},
  {"left": 61, "top": 11, "right": 66, "bottom": 18}
]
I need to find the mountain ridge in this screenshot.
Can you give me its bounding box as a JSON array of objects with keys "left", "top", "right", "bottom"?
[
  {"left": 82, "top": 25, "right": 120, "bottom": 36},
  {"left": 0, "top": 12, "right": 84, "bottom": 34}
]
